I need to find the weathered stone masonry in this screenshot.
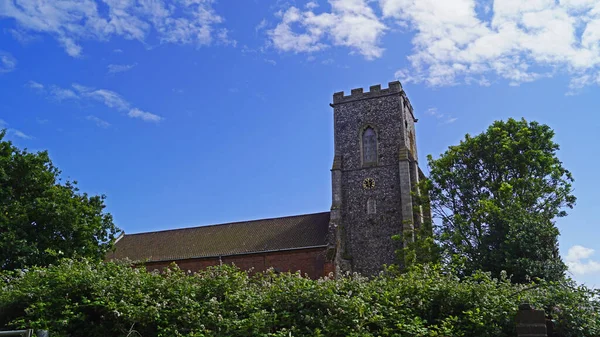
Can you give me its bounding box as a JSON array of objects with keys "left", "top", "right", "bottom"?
[{"left": 328, "top": 81, "right": 424, "bottom": 276}]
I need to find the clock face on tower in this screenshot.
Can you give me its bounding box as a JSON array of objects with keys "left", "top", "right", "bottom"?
[{"left": 362, "top": 177, "right": 375, "bottom": 189}]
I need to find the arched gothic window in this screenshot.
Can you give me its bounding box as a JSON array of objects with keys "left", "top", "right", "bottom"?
[{"left": 362, "top": 127, "right": 377, "bottom": 165}]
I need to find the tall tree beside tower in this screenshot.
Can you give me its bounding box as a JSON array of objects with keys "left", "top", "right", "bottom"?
[
  {"left": 0, "top": 131, "right": 119, "bottom": 270},
  {"left": 424, "top": 118, "right": 575, "bottom": 283}
]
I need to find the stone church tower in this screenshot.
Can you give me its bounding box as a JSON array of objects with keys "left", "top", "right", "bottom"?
[
  {"left": 111, "top": 80, "right": 426, "bottom": 279},
  {"left": 328, "top": 81, "right": 424, "bottom": 276}
]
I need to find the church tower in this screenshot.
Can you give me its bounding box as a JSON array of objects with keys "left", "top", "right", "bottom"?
[{"left": 328, "top": 81, "right": 424, "bottom": 276}]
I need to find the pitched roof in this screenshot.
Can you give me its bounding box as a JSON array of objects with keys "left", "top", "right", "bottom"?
[{"left": 107, "top": 212, "right": 331, "bottom": 262}]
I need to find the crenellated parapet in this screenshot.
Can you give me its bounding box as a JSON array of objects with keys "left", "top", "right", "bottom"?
[
  {"left": 332, "top": 81, "right": 402, "bottom": 104},
  {"left": 331, "top": 81, "right": 414, "bottom": 118}
]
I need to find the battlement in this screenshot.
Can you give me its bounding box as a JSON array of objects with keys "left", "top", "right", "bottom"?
[{"left": 332, "top": 81, "right": 403, "bottom": 105}]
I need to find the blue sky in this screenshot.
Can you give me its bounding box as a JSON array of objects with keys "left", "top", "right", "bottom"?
[{"left": 1, "top": 0, "right": 599, "bottom": 287}]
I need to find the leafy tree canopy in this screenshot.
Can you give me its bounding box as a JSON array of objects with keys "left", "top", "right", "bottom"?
[
  {"left": 424, "top": 118, "right": 575, "bottom": 283},
  {"left": 0, "top": 130, "right": 119, "bottom": 270}
]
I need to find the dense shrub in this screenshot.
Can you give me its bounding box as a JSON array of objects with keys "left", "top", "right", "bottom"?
[{"left": 0, "top": 259, "right": 598, "bottom": 337}]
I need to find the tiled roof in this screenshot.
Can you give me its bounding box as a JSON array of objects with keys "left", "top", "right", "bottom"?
[{"left": 107, "top": 212, "right": 330, "bottom": 262}]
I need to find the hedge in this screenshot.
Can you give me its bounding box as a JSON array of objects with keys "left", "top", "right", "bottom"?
[{"left": 0, "top": 259, "right": 598, "bottom": 337}]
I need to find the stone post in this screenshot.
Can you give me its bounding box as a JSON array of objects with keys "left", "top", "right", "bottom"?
[
  {"left": 515, "top": 303, "right": 547, "bottom": 337},
  {"left": 328, "top": 155, "right": 351, "bottom": 276},
  {"left": 398, "top": 147, "right": 414, "bottom": 244}
]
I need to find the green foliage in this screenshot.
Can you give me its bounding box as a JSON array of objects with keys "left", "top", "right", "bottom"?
[
  {"left": 1, "top": 259, "right": 598, "bottom": 337},
  {"left": 425, "top": 118, "right": 574, "bottom": 282},
  {"left": 394, "top": 181, "right": 441, "bottom": 270},
  {"left": 0, "top": 131, "right": 119, "bottom": 270},
  {"left": 393, "top": 223, "right": 441, "bottom": 271}
]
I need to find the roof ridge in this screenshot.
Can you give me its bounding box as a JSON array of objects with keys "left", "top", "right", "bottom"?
[{"left": 124, "top": 211, "right": 330, "bottom": 236}]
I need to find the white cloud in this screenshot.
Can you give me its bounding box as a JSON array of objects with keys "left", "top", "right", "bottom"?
[
  {"left": 50, "top": 86, "right": 78, "bottom": 101},
  {"left": 268, "top": 0, "right": 387, "bottom": 60},
  {"left": 7, "top": 28, "right": 38, "bottom": 44},
  {"left": 255, "top": 19, "right": 268, "bottom": 33},
  {"left": 71, "top": 83, "right": 91, "bottom": 93},
  {"left": 306, "top": 1, "right": 319, "bottom": 10},
  {"left": 267, "top": 0, "right": 600, "bottom": 88},
  {"left": 216, "top": 28, "right": 237, "bottom": 47},
  {"left": 59, "top": 36, "right": 83, "bottom": 57},
  {"left": 264, "top": 58, "right": 277, "bottom": 65},
  {"left": 107, "top": 63, "right": 137, "bottom": 74},
  {"left": 28, "top": 80, "right": 80, "bottom": 101},
  {"left": 0, "top": 119, "right": 33, "bottom": 139},
  {"left": 128, "top": 108, "right": 163, "bottom": 123},
  {"left": 383, "top": 0, "right": 600, "bottom": 88},
  {"left": 12, "top": 129, "right": 33, "bottom": 139},
  {"left": 425, "top": 107, "right": 458, "bottom": 124},
  {"left": 426, "top": 107, "right": 443, "bottom": 118},
  {"left": 565, "top": 245, "right": 600, "bottom": 275},
  {"left": 26, "top": 80, "right": 44, "bottom": 90},
  {"left": 0, "top": 51, "right": 16, "bottom": 73},
  {"left": 86, "top": 115, "right": 110, "bottom": 128},
  {"left": 73, "top": 84, "right": 130, "bottom": 111},
  {"left": 0, "top": 0, "right": 230, "bottom": 57},
  {"left": 26, "top": 81, "right": 162, "bottom": 123}
]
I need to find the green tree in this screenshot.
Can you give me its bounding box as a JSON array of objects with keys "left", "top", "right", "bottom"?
[
  {"left": 393, "top": 182, "right": 441, "bottom": 270},
  {"left": 425, "top": 118, "right": 575, "bottom": 283},
  {"left": 0, "top": 130, "right": 119, "bottom": 270}
]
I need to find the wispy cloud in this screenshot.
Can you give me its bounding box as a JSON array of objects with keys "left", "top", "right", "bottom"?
[
  {"left": 107, "top": 63, "right": 137, "bottom": 74},
  {"left": 26, "top": 80, "right": 44, "bottom": 90},
  {"left": 73, "top": 84, "right": 131, "bottom": 111},
  {"left": 0, "top": 51, "right": 16, "bottom": 73},
  {"left": 566, "top": 245, "right": 600, "bottom": 276},
  {"left": 7, "top": 28, "right": 38, "bottom": 44},
  {"left": 1, "top": 0, "right": 232, "bottom": 57},
  {"left": 50, "top": 86, "right": 79, "bottom": 101},
  {"left": 426, "top": 107, "right": 458, "bottom": 125},
  {"left": 12, "top": 130, "right": 33, "bottom": 139},
  {"left": 264, "top": 58, "right": 277, "bottom": 66},
  {"left": 86, "top": 115, "right": 111, "bottom": 128},
  {"left": 322, "top": 58, "right": 334, "bottom": 65},
  {"left": 28, "top": 81, "right": 80, "bottom": 101},
  {"left": 255, "top": 19, "right": 268, "bottom": 34},
  {"left": 0, "top": 119, "right": 33, "bottom": 139},
  {"left": 128, "top": 108, "right": 162, "bottom": 123},
  {"left": 26, "top": 81, "right": 163, "bottom": 123},
  {"left": 216, "top": 28, "right": 237, "bottom": 47}
]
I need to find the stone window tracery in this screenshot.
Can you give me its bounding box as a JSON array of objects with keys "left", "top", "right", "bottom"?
[{"left": 362, "top": 127, "right": 377, "bottom": 165}]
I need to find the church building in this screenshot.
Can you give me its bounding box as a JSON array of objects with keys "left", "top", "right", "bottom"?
[{"left": 107, "top": 81, "right": 425, "bottom": 278}]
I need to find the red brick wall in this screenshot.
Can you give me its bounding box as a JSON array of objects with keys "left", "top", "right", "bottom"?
[{"left": 143, "top": 247, "right": 333, "bottom": 279}]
